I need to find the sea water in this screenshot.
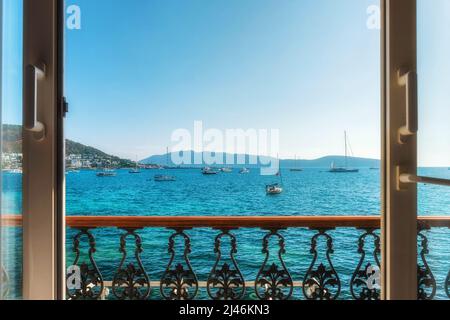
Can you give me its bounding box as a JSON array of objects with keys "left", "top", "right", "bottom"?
[{"left": 2, "top": 168, "right": 450, "bottom": 299}]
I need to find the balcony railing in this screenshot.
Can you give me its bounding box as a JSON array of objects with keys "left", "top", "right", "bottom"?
[{"left": 2, "top": 215, "right": 450, "bottom": 300}]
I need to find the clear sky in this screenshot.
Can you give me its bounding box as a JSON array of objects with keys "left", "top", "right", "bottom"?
[
  {"left": 2, "top": 0, "right": 450, "bottom": 166},
  {"left": 417, "top": 0, "right": 450, "bottom": 167}
]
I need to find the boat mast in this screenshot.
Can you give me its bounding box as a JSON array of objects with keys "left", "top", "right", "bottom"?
[
  {"left": 166, "top": 147, "right": 169, "bottom": 167},
  {"left": 278, "top": 154, "right": 283, "bottom": 185},
  {"left": 344, "top": 131, "right": 348, "bottom": 168}
]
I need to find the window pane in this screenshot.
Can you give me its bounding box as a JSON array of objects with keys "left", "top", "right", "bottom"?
[
  {"left": 417, "top": 0, "right": 450, "bottom": 300},
  {"left": 0, "top": 0, "right": 23, "bottom": 300},
  {"left": 65, "top": 0, "right": 380, "bottom": 300}
]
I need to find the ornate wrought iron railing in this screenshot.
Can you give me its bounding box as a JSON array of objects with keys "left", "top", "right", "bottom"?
[{"left": 1, "top": 215, "right": 450, "bottom": 300}]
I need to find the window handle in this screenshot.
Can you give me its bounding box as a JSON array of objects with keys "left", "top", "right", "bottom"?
[
  {"left": 24, "top": 63, "right": 46, "bottom": 140},
  {"left": 397, "top": 69, "right": 418, "bottom": 142},
  {"left": 399, "top": 173, "right": 450, "bottom": 188}
]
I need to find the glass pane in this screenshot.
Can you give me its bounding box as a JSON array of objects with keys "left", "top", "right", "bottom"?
[
  {"left": 0, "top": 0, "right": 23, "bottom": 300},
  {"left": 417, "top": 0, "right": 450, "bottom": 300},
  {"left": 65, "top": 0, "right": 380, "bottom": 300}
]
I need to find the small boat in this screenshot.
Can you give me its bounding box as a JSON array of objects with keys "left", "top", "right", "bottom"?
[
  {"left": 290, "top": 155, "right": 303, "bottom": 172},
  {"left": 266, "top": 156, "right": 284, "bottom": 195},
  {"left": 129, "top": 156, "right": 142, "bottom": 174},
  {"left": 266, "top": 183, "right": 283, "bottom": 195},
  {"left": 202, "top": 167, "right": 219, "bottom": 175},
  {"left": 220, "top": 167, "right": 233, "bottom": 173},
  {"left": 239, "top": 168, "right": 250, "bottom": 174},
  {"left": 96, "top": 169, "right": 117, "bottom": 177},
  {"left": 329, "top": 132, "right": 359, "bottom": 173},
  {"left": 370, "top": 167, "right": 379, "bottom": 170},
  {"left": 66, "top": 169, "right": 80, "bottom": 174},
  {"left": 154, "top": 174, "right": 176, "bottom": 182},
  {"left": 329, "top": 164, "right": 359, "bottom": 173}
]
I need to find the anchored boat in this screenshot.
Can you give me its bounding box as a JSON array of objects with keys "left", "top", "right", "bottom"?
[
  {"left": 329, "top": 131, "right": 359, "bottom": 173},
  {"left": 239, "top": 167, "right": 250, "bottom": 174},
  {"left": 129, "top": 156, "right": 142, "bottom": 174},
  {"left": 290, "top": 155, "right": 303, "bottom": 172},
  {"left": 96, "top": 168, "right": 117, "bottom": 177},
  {"left": 267, "top": 164, "right": 284, "bottom": 195},
  {"left": 154, "top": 174, "right": 176, "bottom": 182},
  {"left": 202, "top": 167, "right": 219, "bottom": 175},
  {"left": 266, "top": 183, "right": 283, "bottom": 195}
]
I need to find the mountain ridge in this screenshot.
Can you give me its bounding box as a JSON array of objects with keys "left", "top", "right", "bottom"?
[
  {"left": 140, "top": 151, "right": 380, "bottom": 168},
  {"left": 3, "top": 125, "right": 380, "bottom": 168}
]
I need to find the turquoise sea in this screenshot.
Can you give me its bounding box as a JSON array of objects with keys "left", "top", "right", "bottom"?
[{"left": 2, "top": 167, "right": 450, "bottom": 299}]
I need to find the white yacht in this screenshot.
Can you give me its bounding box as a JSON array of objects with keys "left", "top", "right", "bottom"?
[
  {"left": 266, "top": 183, "right": 283, "bottom": 195},
  {"left": 329, "top": 131, "right": 360, "bottom": 173},
  {"left": 96, "top": 168, "right": 117, "bottom": 177},
  {"left": 202, "top": 167, "right": 219, "bottom": 175},
  {"left": 239, "top": 167, "right": 250, "bottom": 174},
  {"left": 154, "top": 174, "right": 176, "bottom": 182},
  {"left": 129, "top": 157, "right": 142, "bottom": 174}
]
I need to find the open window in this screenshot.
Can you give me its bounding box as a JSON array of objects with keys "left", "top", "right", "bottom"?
[{"left": 1, "top": 0, "right": 449, "bottom": 301}]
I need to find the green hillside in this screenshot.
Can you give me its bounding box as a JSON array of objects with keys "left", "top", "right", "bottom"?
[{"left": 2, "top": 124, "right": 133, "bottom": 167}]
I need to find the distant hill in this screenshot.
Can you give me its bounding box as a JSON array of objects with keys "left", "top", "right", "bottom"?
[
  {"left": 2, "top": 124, "right": 133, "bottom": 166},
  {"left": 65, "top": 139, "right": 110, "bottom": 158},
  {"left": 141, "top": 150, "right": 380, "bottom": 168},
  {"left": 2, "top": 124, "right": 22, "bottom": 153}
]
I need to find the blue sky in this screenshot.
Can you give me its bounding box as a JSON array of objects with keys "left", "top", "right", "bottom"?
[
  {"left": 64, "top": 0, "right": 382, "bottom": 161},
  {"left": 2, "top": 0, "right": 450, "bottom": 166},
  {"left": 1, "top": 0, "right": 23, "bottom": 127}
]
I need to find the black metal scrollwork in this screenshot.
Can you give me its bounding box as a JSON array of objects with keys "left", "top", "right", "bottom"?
[
  {"left": 255, "top": 230, "right": 293, "bottom": 300},
  {"left": 112, "top": 229, "right": 151, "bottom": 300},
  {"left": 417, "top": 227, "right": 436, "bottom": 300},
  {"left": 350, "top": 229, "right": 381, "bottom": 300},
  {"left": 160, "top": 230, "right": 198, "bottom": 300},
  {"left": 303, "top": 229, "right": 341, "bottom": 300},
  {"left": 66, "top": 229, "right": 104, "bottom": 300},
  {"left": 207, "top": 230, "right": 245, "bottom": 300}
]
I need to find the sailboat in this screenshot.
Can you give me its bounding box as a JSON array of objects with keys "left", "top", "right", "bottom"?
[
  {"left": 267, "top": 159, "right": 283, "bottom": 195},
  {"left": 290, "top": 155, "right": 303, "bottom": 172},
  {"left": 154, "top": 174, "right": 176, "bottom": 182},
  {"left": 97, "top": 168, "right": 116, "bottom": 177},
  {"left": 154, "top": 147, "right": 176, "bottom": 181},
  {"left": 266, "top": 183, "right": 283, "bottom": 194},
  {"left": 329, "top": 131, "right": 359, "bottom": 173},
  {"left": 97, "top": 158, "right": 117, "bottom": 177},
  {"left": 129, "top": 156, "right": 142, "bottom": 174},
  {"left": 202, "top": 167, "right": 219, "bottom": 175},
  {"left": 239, "top": 167, "right": 250, "bottom": 174}
]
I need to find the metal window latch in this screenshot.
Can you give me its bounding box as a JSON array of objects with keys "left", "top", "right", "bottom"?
[
  {"left": 395, "top": 69, "right": 450, "bottom": 189},
  {"left": 397, "top": 166, "right": 450, "bottom": 190},
  {"left": 24, "top": 63, "right": 46, "bottom": 141}
]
